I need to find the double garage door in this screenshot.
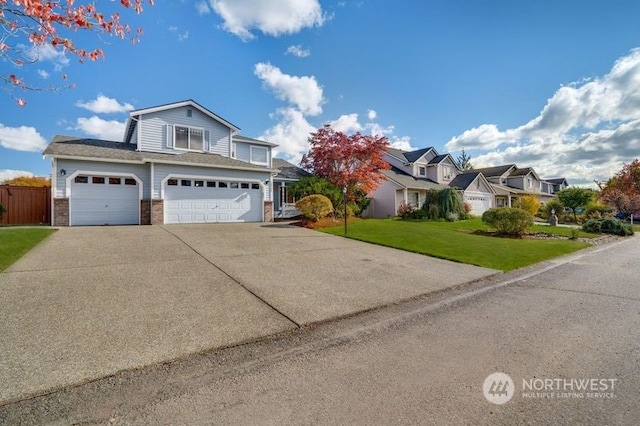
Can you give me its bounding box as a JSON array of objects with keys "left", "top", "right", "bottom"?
[
  {"left": 70, "top": 175, "right": 140, "bottom": 226},
  {"left": 164, "top": 178, "right": 262, "bottom": 224}
]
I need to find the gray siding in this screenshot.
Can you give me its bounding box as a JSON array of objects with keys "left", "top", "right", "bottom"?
[
  {"left": 152, "top": 163, "right": 271, "bottom": 200},
  {"left": 138, "top": 106, "right": 231, "bottom": 155},
  {"left": 384, "top": 153, "right": 412, "bottom": 175},
  {"left": 369, "top": 179, "right": 402, "bottom": 218},
  {"left": 55, "top": 159, "right": 151, "bottom": 198}
]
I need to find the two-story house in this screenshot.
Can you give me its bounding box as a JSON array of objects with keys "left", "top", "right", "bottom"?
[
  {"left": 474, "top": 164, "right": 558, "bottom": 207},
  {"left": 367, "top": 147, "right": 495, "bottom": 217},
  {"left": 44, "top": 100, "right": 281, "bottom": 226}
]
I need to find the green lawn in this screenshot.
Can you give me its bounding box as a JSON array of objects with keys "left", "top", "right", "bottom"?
[
  {"left": 0, "top": 228, "right": 56, "bottom": 272},
  {"left": 321, "top": 218, "right": 592, "bottom": 271}
]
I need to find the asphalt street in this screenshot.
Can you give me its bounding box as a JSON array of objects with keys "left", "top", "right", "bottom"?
[{"left": 2, "top": 234, "right": 638, "bottom": 424}]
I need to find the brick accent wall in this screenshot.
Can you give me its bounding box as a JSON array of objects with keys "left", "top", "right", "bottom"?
[
  {"left": 151, "top": 199, "right": 164, "bottom": 224},
  {"left": 140, "top": 200, "right": 151, "bottom": 225},
  {"left": 53, "top": 198, "right": 69, "bottom": 226},
  {"left": 264, "top": 200, "right": 274, "bottom": 222}
]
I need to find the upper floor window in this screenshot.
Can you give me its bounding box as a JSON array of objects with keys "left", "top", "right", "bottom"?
[
  {"left": 231, "top": 142, "right": 237, "bottom": 158},
  {"left": 417, "top": 166, "right": 426, "bottom": 177},
  {"left": 251, "top": 146, "right": 268, "bottom": 165},
  {"left": 527, "top": 177, "right": 533, "bottom": 188},
  {"left": 443, "top": 166, "right": 453, "bottom": 180},
  {"left": 175, "top": 126, "right": 204, "bottom": 151}
]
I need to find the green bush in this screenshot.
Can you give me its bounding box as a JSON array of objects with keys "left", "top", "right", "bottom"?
[
  {"left": 481, "top": 207, "right": 534, "bottom": 237},
  {"left": 582, "top": 218, "right": 634, "bottom": 236},
  {"left": 421, "top": 188, "right": 465, "bottom": 220},
  {"left": 540, "top": 199, "right": 564, "bottom": 221},
  {"left": 295, "top": 194, "right": 334, "bottom": 221}
]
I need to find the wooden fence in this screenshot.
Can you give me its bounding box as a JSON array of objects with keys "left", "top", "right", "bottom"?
[{"left": 0, "top": 186, "right": 51, "bottom": 226}]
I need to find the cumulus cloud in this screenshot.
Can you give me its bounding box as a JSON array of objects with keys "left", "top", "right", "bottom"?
[
  {"left": 254, "top": 62, "right": 324, "bottom": 115},
  {"left": 20, "top": 43, "right": 69, "bottom": 71},
  {"left": 74, "top": 117, "right": 126, "bottom": 141},
  {"left": 261, "top": 108, "right": 316, "bottom": 163},
  {"left": 0, "top": 124, "right": 48, "bottom": 152},
  {"left": 76, "top": 94, "right": 134, "bottom": 114},
  {"left": 286, "top": 45, "right": 311, "bottom": 58},
  {"left": 0, "top": 169, "right": 35, "bottom": 183},
  {"left": 211, "top": 0, "right": 325, "bottom": 40},
  {"left": 367, "top": 109, "right": 377, "bottom": 120},
  {"left": 329, "top": 113, "right": 362, "bottom": 133},
  {"left": 445, "top": 48, "right": 640, "bottom": 186}
]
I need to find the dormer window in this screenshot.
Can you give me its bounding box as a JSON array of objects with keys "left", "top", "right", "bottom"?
[
  {"left": 175, "top": 126, "right": 204, "bottom": 151},
  {"left": 527, "top": 177, "right": 533, "bottom": 188},
  {"left": 418, "top": 166, "right": 426, "bottom": 177}
]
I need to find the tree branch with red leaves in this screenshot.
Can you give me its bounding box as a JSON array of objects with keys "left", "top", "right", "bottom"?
[
  {"left": 598, "top": 159, "right": 640, "bottom": 218},
  {"left": 1, "top": 0, "right": 152, "bottom": 106},
  {"left": 301, "top": 125, "right": 391, "bottom": 202}
]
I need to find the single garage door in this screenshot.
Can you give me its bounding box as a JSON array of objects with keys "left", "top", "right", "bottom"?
[
  {"left": 465, "top": 195, "right": 492, "bottom": 216},
  {"left": 164, "top": 178, "right": 262, "bottom": 224},
  {"left": 70, "top": 175, "right": 140, "bottom": 226}
]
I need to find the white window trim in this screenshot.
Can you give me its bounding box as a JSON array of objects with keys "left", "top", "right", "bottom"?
[
  {"left": 443, "top": 166, "right": 452, "bottom": 180},
  {"left": 250, "top": 146, "right": 269, "bottom": 165},
  {"left": 231, "top": 142, "right": 237, "bottom": 159},
  {"left": 417, "top": 166, "right": 426, "bottom": 177},
  {"left": 174, "top": 125, "right": 206, "bottom": 152}
]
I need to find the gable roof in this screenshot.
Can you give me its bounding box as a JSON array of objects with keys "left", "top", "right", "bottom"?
[
  {"left": 546, "top": 177, "right": 568, "bottom": 185},
  {"left": 449, "top": 172, "right": 481, "bottom": 190},
  {"left": 44, "top": 136, "right": 276, "bottom": 172},
  {"left": 386, "top": 147, "right": 436, "bottom": 163},
  {"left": 381, "top": 166, "right": 447, "bottom": 191},
  {"left": 272, "top": 158, "right": 311, "bottom": 180},
  {"left": 509, "top": 166, "right": 541, "bottom": 181},
  {"left": 473, "top": 164, "right": 516, "bottom": 178},
  {"left": 124, "top": 99, "right": 240, "bottom": 144}
]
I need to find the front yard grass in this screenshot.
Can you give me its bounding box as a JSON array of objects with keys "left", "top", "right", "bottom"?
[
  {"left": 0, "top": 228, "right": 55, "bottom": 272},
  {"left": 321, "top": 218, "right": 593, "bottom": 271}
]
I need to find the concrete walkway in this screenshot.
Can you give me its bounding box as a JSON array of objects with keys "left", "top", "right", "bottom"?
[{"left": 0, "top": 223, "right": 497, "bottom": 404}]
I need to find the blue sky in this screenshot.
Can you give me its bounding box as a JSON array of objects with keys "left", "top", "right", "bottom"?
[{"left": 2, "top": 0, "right": 640, "bottom": 186}]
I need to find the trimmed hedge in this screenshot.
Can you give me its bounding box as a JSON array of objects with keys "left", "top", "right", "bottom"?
[
  {"left": 296, "top": 194, "right": 334, "bottom": 221},
  {"left": 482, "top": 207, "right": 534, "bottom": 237}
]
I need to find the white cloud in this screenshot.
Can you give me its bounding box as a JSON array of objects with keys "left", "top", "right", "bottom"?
[
  {"left": 0, "top": 124, "right": 48, "bottom": 152},
  {"left": 168, "top": 26, "right": 190, "bottom": 41},
  {"left": 260, "top": 108, "right": 316, "bottom": 163},
  {"left": 367, "top": 109, "right": 377, "bottom": 120},
  {"left": 0, "top": 169, "right": 35, "bottom": 183},
  {"left": 254, "top": 62, "right": 324, "bottom": 115},
  {"left": 329, "top": 113, "right": 362, "bottom": 133},
  {"left": 444, "top": 48, "right": 640, "bottom": 186},
  {"left": 211, "top": 0, "right": 325, "bottom": 40},
  {"left": 21, "top": 43, "right": 69, "bottom": 71},
  {"left": 37, "top": 69, "right": 50, "bottom": 79},
  {"left": 286, "top": 45, "right": 310, "bottom": 58},
  {"left": 76, "top": 94, "right": 134, "bottom": 114},
  {"left": 74, "top": 116, "right": 126, "bottom": 141},
  {"left": 196, "top": 1, "right": 210, "bottom": 15},
  {"left": 389, "top": 136, "right": 417, "bottom": 151}
]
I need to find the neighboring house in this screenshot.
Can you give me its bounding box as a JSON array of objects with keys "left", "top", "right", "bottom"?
[
  {"left": 474, "top": 164, "right": 558, "bottom": 206},
  {"left": 546, "top": 178, "right": 569, "bottom": 193},
  {"left": 44, "top": 99, "right": 280, "bottom": 226},
  {"left": 367, "top": 147, "right": 495, "bottom": 217},
  {"left": 272, "top": 158, "right": 311, "bottom": 219}
]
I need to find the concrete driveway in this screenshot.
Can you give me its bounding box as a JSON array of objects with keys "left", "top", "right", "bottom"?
[{"left": 0, "top": 223, "right": 497, "bottom": 404}]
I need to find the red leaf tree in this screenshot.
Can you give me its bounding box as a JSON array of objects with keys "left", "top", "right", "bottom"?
[
  {"left": 301, "top": 125, "right": 391, "bottom": 204},
  {"left": 1, "top": 0, "right": 152, "bottom": 105},
  {"left": 598, "top": 159, "right": 640, "bottom": 218}
]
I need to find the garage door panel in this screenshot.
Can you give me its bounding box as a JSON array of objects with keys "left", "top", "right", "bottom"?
[{"left": 70, "top": 177, "right": 139, "bottom": 226}]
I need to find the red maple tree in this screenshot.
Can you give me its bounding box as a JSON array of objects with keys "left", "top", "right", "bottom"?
[
  {"left": 301, "top": 125, "right": 391, "bottom": 202},
  {"left": 1, "top": 0, "right": 152, "bottom": 105},
  {"left": 598, "top": 159, "right": 640, "bottom": 218}
]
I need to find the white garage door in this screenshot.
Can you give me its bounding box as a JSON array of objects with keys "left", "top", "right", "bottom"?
[
  {"left": 70, "top": 175, "right": 140, "bottom": 226},
  {"left": 465, "top": 194, "right": 492, "bottom": 215},
  {"left": 164, "top": 178, "right": 263, "bottom": 224}
]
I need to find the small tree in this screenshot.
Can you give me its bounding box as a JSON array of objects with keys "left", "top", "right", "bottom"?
[
  {"left": 556, "top": 187, "right": 594, "bottom": 222},
  {"left": 295, "top": 195, "right": 334, "bottom": 221},
  {"left": 598, "top": 160, "right": 640, "bottom": 220},
  {"left": 455, "top": 148, "right": 473, "bottom": 171},
  {"left": 1, "top": 175, "right": 51, "bottom": 187},
  {"left": 513, "top": 195, "right": 540, "bottom": 216},
  {"left": 301, "top": 125, "right": 390, "bottom": 232}
]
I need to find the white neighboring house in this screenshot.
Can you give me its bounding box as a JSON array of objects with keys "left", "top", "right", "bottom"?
[
  {"left": 44, "top": 99, "right": 282, "bottom": 226},
  {"left": 367, "top": 147, "right": 495, "bottom": 217},
  {"left": 473, "top": 164, "right": 560, "bottom": 207}
]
